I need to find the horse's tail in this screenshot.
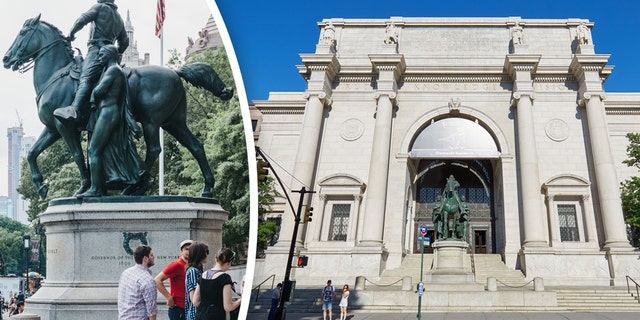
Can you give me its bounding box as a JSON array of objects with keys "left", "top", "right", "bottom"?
[{"left": 175, "top": 62, "right": 233, "bottom": 100}]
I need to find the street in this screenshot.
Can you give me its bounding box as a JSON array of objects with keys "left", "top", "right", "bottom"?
[{"left": 246, "top": 311, "right": 640, "bottom": 320}]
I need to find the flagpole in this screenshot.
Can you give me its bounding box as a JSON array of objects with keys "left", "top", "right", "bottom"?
[
  {"left": 156, "top": 0, "right": 165, "bottom": 196},
  {"left": 159, "top": 30, "right": 165, "bottom": 196}
]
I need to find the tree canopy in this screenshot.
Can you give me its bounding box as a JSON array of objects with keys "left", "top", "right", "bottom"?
[{"left": 621, "top": 132, "right": 640, "bottom": 247}]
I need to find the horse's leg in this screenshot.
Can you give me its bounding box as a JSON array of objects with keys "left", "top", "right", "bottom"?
[
  {"left": 164, "top": 123, "right": 215, "bottom": 198},
  {"left": 28, "top": 128, "right": 62, "bottom": 199},
  {"left": 54, "top": 118, "right": 90, "bottom": 196},
  {"left": 442, "top": 210, "right": 449, "bottom": 238},
  {"left": 130, "top": 122, "right": 161, "bottom": 195}
]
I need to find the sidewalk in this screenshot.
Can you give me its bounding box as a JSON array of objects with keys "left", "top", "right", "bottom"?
[{"left": 247, "top": 311, "right": 640, "bottom": 320}]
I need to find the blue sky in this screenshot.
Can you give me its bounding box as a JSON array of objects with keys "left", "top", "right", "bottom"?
[{"left": 216, "top": 0, "right": 640, "bottom": 101}]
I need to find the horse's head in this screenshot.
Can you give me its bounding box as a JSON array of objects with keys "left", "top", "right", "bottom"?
[
  {"left": 3, "top": 14, "right": 70, "bottom": 72},
  {"left": 3, "top": 14, "right": 43, "bottom": 71}
]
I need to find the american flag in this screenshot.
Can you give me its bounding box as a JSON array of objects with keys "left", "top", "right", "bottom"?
[{"left": 154, "top": 0, "right": 165, "bottom": 38}]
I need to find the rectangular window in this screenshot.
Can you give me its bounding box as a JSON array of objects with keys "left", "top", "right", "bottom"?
[
  {"left": 557, "top": 204, "right": 579, "bottom": 241},
  {"left": 329, "top": 204, "right": 350, "bottom": 241}
]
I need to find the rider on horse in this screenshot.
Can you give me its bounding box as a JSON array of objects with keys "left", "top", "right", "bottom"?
[{"left": 54, "top": 0, "right": 128, "bottom": 122}]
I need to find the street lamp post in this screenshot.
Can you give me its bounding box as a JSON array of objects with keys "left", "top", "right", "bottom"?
[{"left": 23, "top": 235, "right": 30, "bottom": 293}]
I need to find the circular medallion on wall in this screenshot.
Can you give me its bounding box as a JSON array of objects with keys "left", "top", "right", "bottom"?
[
  {"left": 544, "top": 119, "right": 569, "bottom": 142},
  {"left": 340, "top": 118, "right": 365, "bottom": 141}
]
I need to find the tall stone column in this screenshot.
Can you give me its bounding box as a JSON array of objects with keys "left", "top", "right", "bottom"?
[
  {"left": 572, "top": 54, "right": 631, "bottom": 249},
  {"left": 359, "top": 55, "right": 405, "bottom": 247},
  {"left": 273, "top": 54, "right": 340, "bottom": 250},
  {"left": 506, "top": 55, "right": 548, "bottom": 247}
]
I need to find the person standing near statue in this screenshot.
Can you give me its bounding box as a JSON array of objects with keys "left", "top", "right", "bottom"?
[
  {"left": 118, "top": 245, "right": 158, "bottom": 320},
  {"left": 78, "top": 44, "right": 144, "bottom": 197},
  {"left": 155, "top": 240, "right": 193, "bottom": 320},
  {"left": 54, "top": 0, "right": 129, "bottom": 122}
]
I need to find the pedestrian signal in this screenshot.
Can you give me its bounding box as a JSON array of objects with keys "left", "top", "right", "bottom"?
[{"left": 297, "top": 255, "right": 308, "bottom": 267}]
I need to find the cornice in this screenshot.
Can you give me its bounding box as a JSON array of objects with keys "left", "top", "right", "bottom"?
[{"left": 256, "top": 106, "right": 306, "bottom": 115}]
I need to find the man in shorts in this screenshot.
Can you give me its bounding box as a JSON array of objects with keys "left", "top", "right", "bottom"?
[{"left": 321, "top": 280, "right": 335, "bottom": 320}]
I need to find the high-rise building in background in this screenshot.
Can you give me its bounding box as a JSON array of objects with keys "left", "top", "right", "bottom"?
[{"left": 7, "top": 126, "right": 34, "bottom": 224}]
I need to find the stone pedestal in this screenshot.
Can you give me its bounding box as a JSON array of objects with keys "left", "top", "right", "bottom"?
[
  {"left": 425, "top": 240, "right": 476, "bottom": 284},
  {"left": 25, "top": 196, "right": 228, "bottom": 320}
]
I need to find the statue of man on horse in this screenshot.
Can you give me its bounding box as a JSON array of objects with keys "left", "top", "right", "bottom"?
[
  {"left": 431, "top": 175, "right": 471, "bottom": 241},
  {"left": 3, "top": 9, "right": 234, "bottom": 199}
]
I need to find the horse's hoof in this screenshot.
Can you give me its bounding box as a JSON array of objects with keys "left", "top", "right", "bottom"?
[
  {"left": 38, "top": 185, "right": 49, "bottom": 200},
  {"left": 201, "top": 190, "right": 213, "bottom": 198},
  {"left": 73, "top": 185, "right": 90, "bottom": 197},
  {"left": 77, "top": 191, "right": 102, "bottom": 198}
]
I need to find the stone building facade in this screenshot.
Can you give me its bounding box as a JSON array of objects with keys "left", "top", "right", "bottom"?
[{"left": 252, "top": 17, "right": 640, "bottom": 287}]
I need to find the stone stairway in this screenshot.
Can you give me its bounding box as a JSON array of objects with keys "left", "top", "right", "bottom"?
[
  {"left": 472, "top": 254, "right": 527, "bottom": 286},
  {"left": 555, "top": 287, "right": 640, "bottom": 311},
  {"left": 378, "top": 253, "right": 526, "bottom": 287}
]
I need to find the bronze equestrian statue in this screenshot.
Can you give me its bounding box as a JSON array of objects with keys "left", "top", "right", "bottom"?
[
  {"left": 431, "top": 175, "right": 470, "bottom": 241},
  {"left": 3, "top": 15, "right": 234, "bottom": 198}
]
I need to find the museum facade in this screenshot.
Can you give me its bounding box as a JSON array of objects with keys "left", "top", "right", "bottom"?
[{"left": 251, "top": 17, "right": 640, "bottom": 287}]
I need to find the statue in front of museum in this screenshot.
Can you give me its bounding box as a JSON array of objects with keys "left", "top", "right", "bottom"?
[
  {"left": 3, "top": 14, "right": 234, "bottom": 199},
  {"left": 431, "top": 175, "right": 471, "bottom": 241}
]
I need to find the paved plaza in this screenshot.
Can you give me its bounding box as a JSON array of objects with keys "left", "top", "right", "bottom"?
[{"left": 247, "top": 311, "right": 640, "bottom": 320}]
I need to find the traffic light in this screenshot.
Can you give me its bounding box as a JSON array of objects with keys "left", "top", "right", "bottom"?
[
  {"left": 256, "top": 159, "right": 269, "bottom": 183},
  {"left": 297, "top": 255, "right": 308, "bottom": 267},
  {"left": 303, "top": 206, "right": 313, "bottom": 223}
]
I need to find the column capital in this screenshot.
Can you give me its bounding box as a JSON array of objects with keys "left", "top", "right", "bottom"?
[
  {"left": 510, "top": 91, "right": 535, "bottom": 107},
  {"left": 577, "top": 91, "right": 607, "bottom": 107},
  {"left": 304, "top": 91, "right": 332, "bottom": 106},
  {"left": 373, "top": 92, "right": 397, "bottom": 106}
]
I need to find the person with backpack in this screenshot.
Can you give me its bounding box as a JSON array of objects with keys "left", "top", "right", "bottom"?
[{"left": 321, "top": 280, "right": 335, "bottom": 320}]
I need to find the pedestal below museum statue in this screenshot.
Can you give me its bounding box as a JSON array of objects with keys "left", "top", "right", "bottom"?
[
  {"left": 25, "top": 196, "right": 228, "bottom": 320},
  {"left": 425, "top": 240, "right": 476, "bottom": 285}
]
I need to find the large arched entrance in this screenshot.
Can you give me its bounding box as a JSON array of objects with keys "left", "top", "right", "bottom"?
[{"left": 407, "top": 117, "right": 502, "bottom": 254}]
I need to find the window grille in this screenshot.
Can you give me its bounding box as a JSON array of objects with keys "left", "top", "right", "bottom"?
[{"left": 329, "top": 204, "right": 350, "bottom": 241}]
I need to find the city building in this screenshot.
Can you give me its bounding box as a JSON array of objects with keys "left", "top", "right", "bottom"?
[
  {"left": 186, "top": 15, "right": 223, "bottom": 57},
  {"left": 121, "top": 10, "right": 149, "bottom": 67},
  {"left": 7, "top": 126, "right": 34, "bottom": 224},
  {"left": 252, "top": 17, "right": 640, "bottom": 288}
]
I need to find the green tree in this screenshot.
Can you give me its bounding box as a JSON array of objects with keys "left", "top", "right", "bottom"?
[
  {"left": 257, "top": 176, "right": 278, "bottom": 257},
  {"left": 165, "top": 47, "right": 250, "bottom": 261},
  {"left": 0, "top": 216, "right": 31, "bottom": 275},
  {"left": 621, "top": 132, "right": 640, "bottom": 247}
]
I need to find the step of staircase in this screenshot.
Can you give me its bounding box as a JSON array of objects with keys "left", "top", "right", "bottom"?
[
  {"left": 555, "top": 288, "right": 640, "bottom": 311},
  {"left": 472, "top": 254, "right": 526, "bottom": 286},
  {"left": 379, "top": 253, "right": 526, "bottom": 287}
]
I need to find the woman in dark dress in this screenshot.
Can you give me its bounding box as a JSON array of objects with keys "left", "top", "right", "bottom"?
[{"left": 193, "top": 248, "right": 242, "bottom": 320}]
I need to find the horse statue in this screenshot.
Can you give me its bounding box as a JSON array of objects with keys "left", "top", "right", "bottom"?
[
  {"left": 432, "top": 175, "right": 469, "bottom": 241},
  {"left": 3, "top": 15, "right": 233, "bottom": 199}
]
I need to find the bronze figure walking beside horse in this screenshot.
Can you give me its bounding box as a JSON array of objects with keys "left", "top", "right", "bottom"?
[{"left": 3, "top": 15, "right": 233, "bottom": 198}]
